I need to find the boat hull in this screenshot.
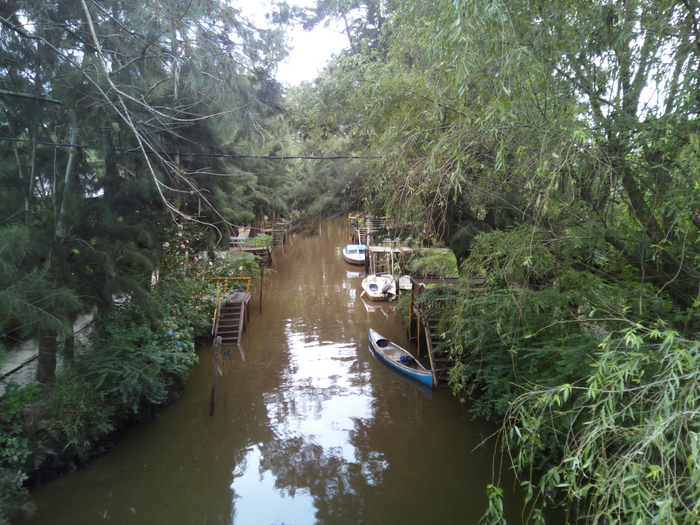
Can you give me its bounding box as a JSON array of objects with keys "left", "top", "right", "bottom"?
[
  {"left": 368, "top": 329, "right": 434, "bottom": 388},
  {"left": 343, "top": 253, "right": 365, "bottom": 265}
]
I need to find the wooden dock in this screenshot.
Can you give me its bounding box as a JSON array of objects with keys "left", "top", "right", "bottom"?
[
  {"left": 229, "top": 234, "right": 273, "bottom": 267},
  {"left": 407, "top": 276, "right": 486, "bottom": 385},
  {"left": 365, "top": 246, "right": 452, "bottom": 275},
  {"left": 348, "top": 213, "right": 401, "bottom": 246}
]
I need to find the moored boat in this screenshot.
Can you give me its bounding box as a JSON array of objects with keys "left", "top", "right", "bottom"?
[
  {"left": 368, "top": 329, "right": 434, "bottom": 388},
  {"left": 361, "top": 274, "right": 396, "bottom": 301},
  {"left": 342, "top": 244, "right": 366, "bottom": 265}
]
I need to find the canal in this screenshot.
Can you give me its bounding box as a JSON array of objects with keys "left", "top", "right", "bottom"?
[{"left": 23, "top": 220, "right": 526, "bottom": 525}]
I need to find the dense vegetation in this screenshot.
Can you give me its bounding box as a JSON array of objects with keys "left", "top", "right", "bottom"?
[
  {"left": 2, "top": 0, "right": 700, "bottom": 523},
  {"left": 287, "top": 0, "right": 700, "bottom": 523},
  {"left": 0, "top": 0, "right": 288, "bottom": 521}
]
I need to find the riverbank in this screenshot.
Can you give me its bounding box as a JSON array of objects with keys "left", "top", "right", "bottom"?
[{"left": 1, "top": 249, "right": 261, "bottom": 525}]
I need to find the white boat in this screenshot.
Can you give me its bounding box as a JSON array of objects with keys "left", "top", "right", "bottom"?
[
  {"left": 361, "top": 274, "right": 396, "bottom": 301},
  {"left": 368, "top": 329, "right": 434, "bottom": 388},
  {"left": 342, "top": 244, "right": 366, "bottom": 265}
]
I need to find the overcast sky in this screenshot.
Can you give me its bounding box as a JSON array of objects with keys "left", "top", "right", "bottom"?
[
  {"left": 277, "top": 23, "right": 348, "bottom": 85},
  {"left": 239, "top": 0, "right": 349, "bottom": 86}
]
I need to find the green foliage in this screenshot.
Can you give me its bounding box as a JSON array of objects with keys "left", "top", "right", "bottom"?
[
  {"left": 73, "top": 304, "right": 197, "bottom": 413},
  {"left": 0, "top": 383, "right": 41, "bottom": 524},
  {"left": 498, "top": 324, "right": 700, "bottom": 524},
  {"left": 0, "top": 296, "right": 199, "bottom": 522},
  {"left": 0, "top": 221, "right": 253, "bottom": 521},
  {"left": 0, "top": 225, "right": 80, "bottom": 346},
  {"left": 444, "top": 224, "right": 677, "bottom": 417},
  {"left": 406, "top": 250, "right": 458, "bottom": 279}
]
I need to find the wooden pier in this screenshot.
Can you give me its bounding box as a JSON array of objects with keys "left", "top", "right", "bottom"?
[
  {"left": 348, "top": 213, "right": 402, "bottom": 246},
  {"left": 407, "top": 276, "right": 486, "bottom": 385},
  {"left": 264, "top": 219, "right": 290, "bottom": 246},
  {"left": 229, "top": 231, "right": 273, "bottom": 267}
]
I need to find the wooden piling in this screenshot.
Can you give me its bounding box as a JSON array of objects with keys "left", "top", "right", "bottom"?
[
  {"left": 210, "top": 336, "right": 222, "bottom": 416},
  {"left": 259, "top": 266, "right": 264, "bottom": 314}
]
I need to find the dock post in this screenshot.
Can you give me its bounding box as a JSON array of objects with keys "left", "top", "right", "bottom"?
[
  {"left": 210, "top": 336, "right": 222, "bottom": 416},
  {"left": 259, "top": 266, "right": 264, "bottom": 314}
]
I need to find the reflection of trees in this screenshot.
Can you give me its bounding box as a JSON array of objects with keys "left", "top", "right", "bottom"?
[{"left": 255, "top": 433, "right": 388, "bottom": 525}]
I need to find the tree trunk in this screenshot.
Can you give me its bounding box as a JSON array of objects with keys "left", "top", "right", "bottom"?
[
  {"left": 253, "top": 215, "right": 265, "bottom": 237},
  {"left": 63, "top": 329, "right": 75, "bottom": 362},
  {"left": 37, "top": 328, "right": 58, "bottom": 383},
  {"left": 56, "top": 110, "right": 78, "bottom": 238},
  {"left": 27, "top": 124, "right": 37, "bottom": 224}
]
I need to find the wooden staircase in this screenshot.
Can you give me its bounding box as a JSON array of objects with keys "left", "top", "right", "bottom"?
[
  {"left": 352, "top": 226, "right": 371, "bottom": 245},
  {"left": 372, "top": 251, "right": 391, "bottom": 274},
  {"left": 213, "top": 292, "right": 250, "bottom": 347}
]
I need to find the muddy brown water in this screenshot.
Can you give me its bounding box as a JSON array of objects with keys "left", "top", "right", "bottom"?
[{"left": 22, "top": 220, "right": 531, "bottom": 525}]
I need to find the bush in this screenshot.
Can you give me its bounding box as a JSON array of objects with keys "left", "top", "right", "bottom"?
[
  {"left": 73, "top": 303, "right": 198, "bottom": 414},
  {"left": 406, "top": 250, "right": 458, "bottom": 278}
]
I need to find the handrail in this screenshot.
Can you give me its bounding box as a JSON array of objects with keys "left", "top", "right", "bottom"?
[
  {"left": 204, "top": 276, "right": 251, "bottom": 293},
  {"left": 424, "top": 323, "right": 438, "bottom": 388}
]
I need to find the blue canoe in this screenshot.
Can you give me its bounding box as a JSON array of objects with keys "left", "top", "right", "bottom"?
[{"left": 368, "top": 329, "right": 434, "bottom": 388}]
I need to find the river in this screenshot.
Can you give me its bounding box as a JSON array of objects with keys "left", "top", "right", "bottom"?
[{"left": 23, "top": 219, "right": 527, "bottom": 525}]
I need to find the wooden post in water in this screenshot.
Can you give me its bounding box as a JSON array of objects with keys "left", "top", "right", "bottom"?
[
  {"left": 210, "top": 336, "right": 222, "bottom": 416},
  {"left": 259, "top": 266, "right": 264, "bottom": 314}
]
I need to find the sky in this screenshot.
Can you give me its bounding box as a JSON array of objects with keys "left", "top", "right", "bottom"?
[
  {"left": 239, "top": 0, "right": 349, "bottom": 86},
  {"left": 276, "top": 23, "right": 349, "bottom": 85}
]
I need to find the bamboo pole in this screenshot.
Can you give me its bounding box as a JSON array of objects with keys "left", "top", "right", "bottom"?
[{"left": 417, "top": 310, "right": 421, "bottom": 357}]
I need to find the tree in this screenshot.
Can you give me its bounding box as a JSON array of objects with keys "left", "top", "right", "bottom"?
[
  {"left": 290, "top": 0, "right": 700, "bottom": 522},
  {"left": 1, "top": 0, "right": 290, "bottom": 380}
]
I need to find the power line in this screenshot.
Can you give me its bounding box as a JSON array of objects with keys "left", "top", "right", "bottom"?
[{"left": 0, "top": 136, "right": 374, "bottom": 160}]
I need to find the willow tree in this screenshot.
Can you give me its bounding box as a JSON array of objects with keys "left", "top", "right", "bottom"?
[{"left": 295, "top": 0, "right": 700, "bottom": 521}]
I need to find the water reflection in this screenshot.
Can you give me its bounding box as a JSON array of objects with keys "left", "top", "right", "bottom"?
[
  {"left": 231, "top": 331, "right": 388, "bottom": 523},
  {"left": 231, "top": 446, "right": 315, "bottom": 524}
]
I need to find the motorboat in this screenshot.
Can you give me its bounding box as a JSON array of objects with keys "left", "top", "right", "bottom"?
[
  {"left": 361, "top": 274, "right": 396, "bottom": 301},
  {"left": 342, "top": 244, "right": 366, "bottom": 265}
]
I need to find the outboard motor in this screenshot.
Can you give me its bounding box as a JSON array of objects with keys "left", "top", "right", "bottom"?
[{"left": 381, "top": 282, "right": 395, "bottom": 301}]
